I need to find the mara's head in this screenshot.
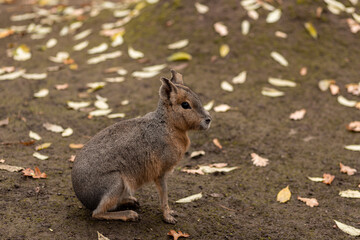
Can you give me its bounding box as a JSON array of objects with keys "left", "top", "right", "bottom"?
[{"left": 159, "top": 70, "right": 211, "bottom": 131}]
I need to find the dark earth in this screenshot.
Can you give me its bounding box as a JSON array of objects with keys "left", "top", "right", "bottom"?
[{"left": 1, "top": 0, "right": 360, "bottom": 239}]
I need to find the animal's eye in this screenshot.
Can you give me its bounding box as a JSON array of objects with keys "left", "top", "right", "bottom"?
[{"left": 181, "top": 102, "right": 191, "bottom": 109}]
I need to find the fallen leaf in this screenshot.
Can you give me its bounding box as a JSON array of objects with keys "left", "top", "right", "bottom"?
[
  {"left": 22, "top": 73, "right": 47, "bottom": 80},
  {"left": 347, "top": 18, "right": 360, "bottom": 33},
  {"left": 339, "top": 189, "right": 360, "bottom": 198},
  {"left": 176, "top": 193, "right": 202, "bottom": 203},
  {"left": 323, "top": 173, "right": 335, "bottom": 185},
  {"left": 68, "top": 155, "right": 76, "bottom": 162},
  {"left": 88, "top": 43, "right": 108, "bottom": 54},
  {"left": 73, "top": 41, "right": 89, "bottom": 51},
  {"left": 199, "top": 165, "right": 238, "bottom": 174},
  {"left": 304, "top": 22, "right": 318, "bottom": 39},
  {"left": 277, "top": 186, "right": 291, "bottom": 203},
  {"left": 219, "top": 44, "right": 230, "bottom": 58},
  {"left": 62, "top": 128, "right": 73, "bottom": 137},
  {"left": 131, "top": 71, "right": 159, "bottom": 79},
  {"left": 97, "top": 231, "right": 110, "bottom": 240},
  {"left": 203, "top": 100, "right": 214, "bottom": 111},
  {"left": 181, "top": 168, "right": 205, "bottom": 175},
  {"left": 46, "top": 38, "right": 57, "bottom": 48},
  {"left": 22, "top": 167, "right": 47, "bottom": 178},
  {"left": 300, "top": 67, "right": 307, "bottom": 76},
  {"left": 339, "top": 163, "right": 357, "bottom": 175},
  {"left": 214, "top": 104, "right": 230, "bottom": 112},
  {"left": 232, "top": 71, "right": 247, "bottom": 84},
  {"left": 34, "top": 89, "right": 49, "bottom": 98},
  {"left": 275, "top": 31, "right": 287, "bottom": 38},
  {"left": 167, "top": 230, "right": 190, "bottom": 240},
  {"left": 307, "top": 176, "right": 325, "bottom": 182},
  {"left": 213, "top": 138, "right": 222, "bottom": 149},
  {"left": 334, "top": 220, "right": 360, "bottom": 236},
  {"left": 33, "top": 152, "right": 49, "bottom": 160},
  {"left": 214, "top": 22, "right": 228, "bottom": 36},
  {"left": 168, "top": 39, "right": 189, "bottom": 50},
  {"left": 338, "top": 95, "right": 356, "bottom": 107},
  {"left": 95, "top": 100, "right": 109, "bottom": 110},
  {"left": 0, "top": 117, "right": 9, "bottom": 126},
  {"left": 221, "top": 81, "right": 233, "bottom": 92},
  {"left": 190, "top": 150, "right": 205, "bottom": 158},
  {"left": 266, "top": 9, "right": 281, "bottom": 23},
  {"left": 318, "top": 79, "right": 335, "bottom": 91},
  {"left": 69, "top": 143, "right": 84, "bottom": 149},
  {"left": 128, "top": 46, "right": 144, "bottom": 59},
  {"left": 49, "top": 52, "right": 69, "bottom": 63},
  {"left": 195, "top": 2, "right": 209, "bottom": 14},
  {"left": 0, "top": 28, "right": 14, "bottom": 39},
  {"left": 35, "top": 142, "right": 51, "bottom": 151},
  {"left": 297, "top": 196, "right": 319, "bottom": 207},
  {"left": 55, "top": 83, "right": 69, "bottom": 90},
  {"left": 241, "top": 20, "right": 250, "bottom": 35},
  {"left": 0, "top": 69, "right": 26, "bottom": 81},
  {"left": 0, "top": 164, "right": 24, "bottom": 172},
  {"left": 289, "top": 109, "right": 306, "bottom": 120},
  {"left": 111, "top": 33, "right": 124, "bottom": 47},
  {"left": 270, "top": 51, "right": 288, "bottom": 67},
  {"left": 74, "top": 29, "right": 92, "bottom": 40},
  {"left": 346, "top": 121, "right": 360, "bottom": 132},
  {"left": 43, "top": 122, "right": 64, "bottom": 133},
  {"left": 261, "top": 87, "right": 284, "bottom": 97},
  {"left": 108, "top": 113, "right": 126, "bottom": 118},
  {"left": 89, "top": 109, "right": 112, "bottom": 117},
  {"left": 167, "top": 52, "right": 192, "bottom": 61},
  {"left": 250, "top": 153, "right": 269, "bottom": 167},
  {"left": 346, "top": 83, "right": 360, "bottom": 96},
  {"left": 20, "top": 140, "right": 35, "bottom": 146},
  {"left": 329, "top": 84, "right": 340, "bottom": 95},
  {"left": 345, "top": 145, "right": 360, "bottom": 151},
  {"left": 13, "top": 44, "right": 31, "bottom": 61},
  {"left": 268, "top": 78, "right": 296, "bottom": 87},
  {"left": 87, "top": 82, "right": 106, "bottom": 92}
]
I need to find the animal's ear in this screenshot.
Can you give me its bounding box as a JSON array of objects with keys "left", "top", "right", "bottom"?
[
  {"left": 170, "top": 69, "right": 184, "bottom": 85},
  {"left": 160, "top": 77, "right": 178, "bottom": 101}
]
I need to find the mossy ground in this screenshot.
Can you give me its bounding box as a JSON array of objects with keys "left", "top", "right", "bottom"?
[{"left": 1, "top": 0, "right": 360, "bottom": 239}]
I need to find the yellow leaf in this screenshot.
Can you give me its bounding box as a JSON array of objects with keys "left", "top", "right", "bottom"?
[
  {"left": 220, "top": 44, "right": 230, "bottom": 58},
  {"left": 35, "top": 143, "right": 52, "bottom": 151},
  {"left": 277, "top": 185, "right": 291, "bottom": 203},
  {"left": 167, "top": 52, "right": 192, "bottom": 61},
  {"left": 304, "top": 22, "right": 318, "bottom": 39}
]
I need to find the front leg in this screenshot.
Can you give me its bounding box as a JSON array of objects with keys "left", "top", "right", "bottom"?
[{"left": 155, "top": 175, "right": 177, "bottom": 224}]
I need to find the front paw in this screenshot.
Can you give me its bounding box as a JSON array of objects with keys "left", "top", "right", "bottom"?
[{"left": 163, "top": 212, "right": 177, "bottom": 224}]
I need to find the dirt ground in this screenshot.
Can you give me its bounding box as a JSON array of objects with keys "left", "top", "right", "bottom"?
[{"left": 1, "top": 0, "right": 360, "bottom": 239}]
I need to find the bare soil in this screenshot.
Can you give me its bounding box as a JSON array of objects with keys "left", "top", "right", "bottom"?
[{"left": 1, "top": 0, "right": 360, "bottom": 239}]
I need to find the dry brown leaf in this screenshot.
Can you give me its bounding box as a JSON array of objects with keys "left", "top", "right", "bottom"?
[
  {"left": 0, "top": 117, "right": 9, "bottom": 126},
  {"left": 290, "top": 109, "right": 306, "bottom": 120},
  {"left": 329, "top": 84, "right": 340, "bottom": 95},
  {"left": 250, "top": 153, "right": 269, "bottom": 167},
  {"left": 277, "top": 185, "right": 291, "bottom": 203},
  {"left": 323, "top": 173, "right": 335, "bottom": 184},
  {"left": 0, "top": 29, "right": 14, "bottom": 39},
  {"left": 167, "top": 230, "right": 190, "bottom": 240},
  {"left": 340, "top": 163, "right": 357, "bottom": 176},
  {"left": 347, "top": 121, "right": 360, "bottom": 132},
  {"left": 213, "top": 138, "right": 223, "bottom": 149},
  {"left": 297, "top": 196, "right": 319, "bottom": 207},
  {"left": 0, "top": 164, "right": 24, "bottom": 172},
  {"left": 20, "top": 140, "right": 35, "bottom": 146},
  {"left": 22, "top": 167, "right": 47, "bottom": 179},
  {"left": 55, "top": 83, "right": 69, "bottom": 90},
  {"left": 69, "top": 143, "right": 84, "bottom": 149}
]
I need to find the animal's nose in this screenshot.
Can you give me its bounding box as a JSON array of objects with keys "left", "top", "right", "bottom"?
[{"left": 205, "top": 118, "right": 211, "bottom": 124}]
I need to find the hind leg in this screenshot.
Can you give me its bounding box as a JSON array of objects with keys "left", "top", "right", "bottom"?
[{"left": 92, "top": 179, "right": 139, "bottom": 221}]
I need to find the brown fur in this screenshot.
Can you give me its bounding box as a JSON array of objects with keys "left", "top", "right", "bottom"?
[{"left": 71, "top": 70, "right": 211, "bottom": 223}]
